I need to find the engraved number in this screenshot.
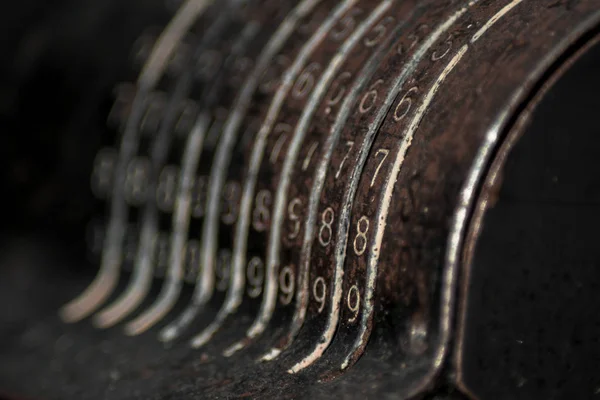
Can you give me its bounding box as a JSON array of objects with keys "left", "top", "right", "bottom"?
[
  {"left": 287, "top": 197, "right": 302, "bottom": 240},
  {"left": 292, "top": 63, "right": 320, "bottom": 99},
  {"left": 247, "top": 256, "right": 265, "bottom": 298},
  {"left": 347, "top": 285, "right": 360, "bottom": 322},
  {"left": 353, "top": 216, "right": 369, "bottom": 256},
  {"left": 326, "top": 71, "right": 352, "bottom": 112},
  {"left": 279, "top": 265, "right": 295, "bottom": 305},
  {"left": 260, "top": 55, "right": 290, "bottom": 94},
  {"left": 335, "top": 140, "right": 354, "bottom": 179},
  {"left": 393, "top": 86, "right": 418, "bottom": 122},
  {"left": 222, "top": 181, "right": 241, "bottom": 225},
  {"left": 318, "top": 207, "right": 335, "bottom": 247},
  {"left": 252, "top": 189, "right": 272, "bottom": 232},
  {"left": 364, "top": 16, "right": 394, "bottom": 47},
  {"left": 359, "top": 79, "right": 384, "bottom": 114},
  {"left": 270, "top": 123, "right": 292, "bottom": 164},
  {"left": 331, "top": 8, "right": 363, "bottom": 41},
  {"left": 398, "top": 24, "right": 429, "bottom": 55},
  {"left": 302, "top": 142, "right": 319, "bottom": 171},
  {"left": 370, "top": 148, "right": 389, "bottom": 187},
  {"left": 313, "top": 277, "right": 327, "bottom": 313},
  {"left": 432, "top": 34, "right": 452, "bottom": 61}
]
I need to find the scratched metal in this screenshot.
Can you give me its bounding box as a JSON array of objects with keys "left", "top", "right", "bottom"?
[
  {"left": 157, "top": 0, "right": 325, "bottom": 345},
  {"left": 1, "top": 0, "right": 599, "bottom": 399},
  {"left": 252, "top": 0, "right": 423, "bottom": 365},
  {"left": 184, "top": 0, "right": 358, "bottom": 349},
  {"left": 220, "top": 0, "right": 392, "bottom": 359}
]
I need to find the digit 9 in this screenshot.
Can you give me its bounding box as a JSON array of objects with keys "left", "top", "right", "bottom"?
[{"left": 312, "top": 277, "right": 327, "bottom": 313}]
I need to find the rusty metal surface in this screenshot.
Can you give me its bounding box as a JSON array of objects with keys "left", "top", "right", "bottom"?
[{"left": 0, "top": 0, "right": 599, "bottom": 398}]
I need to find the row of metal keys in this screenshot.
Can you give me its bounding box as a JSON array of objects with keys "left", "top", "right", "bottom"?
[{"left": 39, "top": 0, "right": 600, "bottom": 398}]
